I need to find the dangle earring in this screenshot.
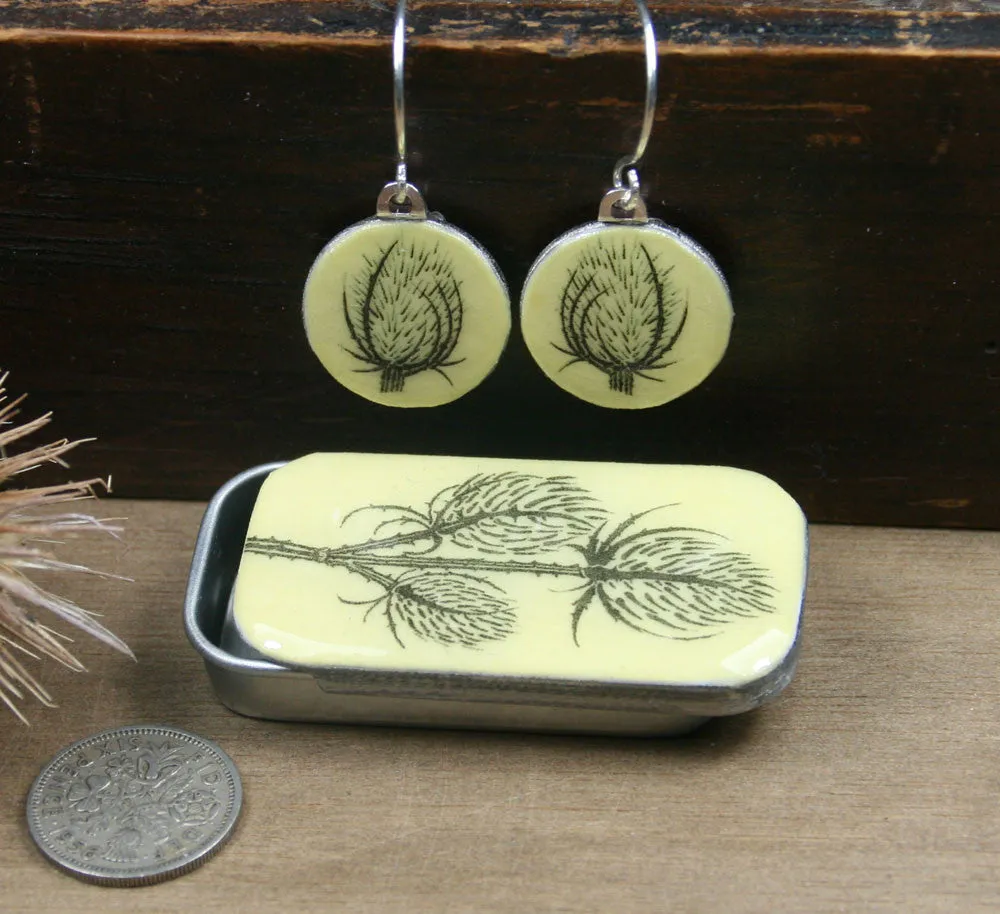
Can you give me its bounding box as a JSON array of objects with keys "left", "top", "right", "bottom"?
[
  {"left": 303, "top": 0, "right": 510, "bottom": 407},
  {"left": 520, "top": 0, "right": 732, "bottom": 410}
]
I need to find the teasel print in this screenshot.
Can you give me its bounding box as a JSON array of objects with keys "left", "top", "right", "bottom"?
[
  {"left": 343, "top": 239, "right": 464, "bottom": 393},
  {"left": 342, "top": 568, "right": 518, "bottom": 650},
  {"left": 245, "top": 473, "right": 777, "bottom": 651},
  {"left": 568, "top": 513, "right": 778, "bottom": 645},
  {"left": 556, "top": 238, "right": 687, "bottom": 395}
]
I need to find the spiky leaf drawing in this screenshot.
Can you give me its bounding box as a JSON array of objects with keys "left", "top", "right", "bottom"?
[
  {"left": 428, "top": 473, "right": 608, "bottom": 555},
  {"left": 557, "top": 238, "right": 687, "bottom": 395},
  {"left": 382, "top": 570, "right": 516, "bottom": 648},
  {"left": 571, "top": 516, "right": 777, "bottom": 643},
  {"left": 343, "top": 239, "right": 464, "bottom": 392}
]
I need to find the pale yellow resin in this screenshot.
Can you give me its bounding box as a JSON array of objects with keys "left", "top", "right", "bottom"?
[
  {"left": 303, "top": 218, "right": 510, "bottom": 407},
  {"left": 520, "top": 223, "right": 732, "bottom": 409},
  {"left": 233, "top": 454, "right": 806, "bottom": 687}
]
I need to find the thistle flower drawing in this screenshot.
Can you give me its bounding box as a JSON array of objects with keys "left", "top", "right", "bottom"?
[
  {"left": 556, "top": 238, "right": 687, "bottom": 395},
  {"left": 245, "top": 472, "right": 777, "bottom": 650},
  {"left": 343, "top": 239, "right": 464, "bottom": 393},
  {"left": 0, "top": 374, "right": 131, "bottom": 723}
]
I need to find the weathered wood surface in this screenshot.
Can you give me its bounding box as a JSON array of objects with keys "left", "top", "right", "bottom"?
[
  {"left": 0, "top": 2, "right": 998, "bottom": 527},
  {"left": 0, "top": 502, "right": 998, "bottom": 912},
  {"left": 0, "top": 0, "right": 999, "bottom": 52}
]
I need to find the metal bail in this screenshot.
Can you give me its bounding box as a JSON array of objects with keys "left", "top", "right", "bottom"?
[
  {"left": 598, "top": 188, "right": 649, "bottom": 223},
  {"left": 376, "top": 181, "right": 428, "bottom": 219}
]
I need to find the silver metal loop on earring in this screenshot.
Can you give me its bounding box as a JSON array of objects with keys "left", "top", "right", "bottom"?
[
  {"left": 602, "top": 0, "right": 657, "bottom": 223},
  {"left": 392, "top": 0, "right": 407, "bottom": 189},
  {"left": 600, "top": 167, "right": 647, "bottom": 223},
  {"left": 376, "top": 180, "right": 428, "bottom": 219},
  {"left": 598, "top": 186, "right": 648, "bottom": 223},
  {"left": 379, "top": 0, "right": 427, "bottom": 220}
]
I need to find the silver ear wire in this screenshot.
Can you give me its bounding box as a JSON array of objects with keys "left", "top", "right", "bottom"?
[
  {"left": 392, "top": 0, "right": 407, "bottom": 194},
  {"left": 377, "top": 0, "right": 428, "bottom": 219},
  {"left": 604, "top": 0, "right": 657, "bottom": 219}
]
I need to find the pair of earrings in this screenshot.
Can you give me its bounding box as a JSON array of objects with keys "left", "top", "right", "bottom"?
[{"left": 302, "top": 0, "right": 732, "bottom": 411}]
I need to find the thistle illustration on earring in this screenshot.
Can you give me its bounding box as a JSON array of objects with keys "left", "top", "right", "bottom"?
[
  {"left": 520, "top": 1, "right": 732, "bottom": 410},
  {"left": 303, "top": 0, "right": 509, "bottom": 407}
]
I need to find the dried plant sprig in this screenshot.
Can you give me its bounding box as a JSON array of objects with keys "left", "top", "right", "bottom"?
[{"left": 0, "top": 373, "right": 132, "bottom": 724}]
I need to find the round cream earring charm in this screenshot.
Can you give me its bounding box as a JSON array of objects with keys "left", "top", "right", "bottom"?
[
  {"left": 304, "top": 184, "right": 509, "bottom": 408},
  {"left": 520, "top": 189, "right": 731, "bottom": 410}
]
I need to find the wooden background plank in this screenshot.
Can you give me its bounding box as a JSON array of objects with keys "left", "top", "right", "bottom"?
[
  {"left": 0, "top": 501, "right": 998, "bottom": 912},
  {"left": 1, "top": 3, "right": 998, "bottom": 527},
  {"left": 0, "top": 0, "right": 999, "bottom": 53}
]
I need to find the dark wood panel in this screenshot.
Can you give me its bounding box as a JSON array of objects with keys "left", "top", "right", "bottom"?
[
  {"left": 1, "top": 1, "right": 999, "bottom": 52},
  {"left": 1, "top": 24, "right": 998, "bottom": 526}
]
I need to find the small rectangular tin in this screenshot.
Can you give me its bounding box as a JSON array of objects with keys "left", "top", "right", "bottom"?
[{"left": 185, "top": 463, "right": 804, "bottom": 736}]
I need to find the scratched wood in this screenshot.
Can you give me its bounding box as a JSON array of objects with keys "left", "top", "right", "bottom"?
[
  {"left": 0, "top": 2, "right": 998, "bottom": 528},
  {"left": 0, "top": 0, "right": 999, "bottom": 51},
  {"left": 0, "top": 500, "right": 998, "bottom": 912}
]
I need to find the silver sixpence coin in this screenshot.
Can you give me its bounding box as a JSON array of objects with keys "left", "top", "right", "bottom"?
[{"left": 26, "top": 725, "right": 242, "bottom": 886}]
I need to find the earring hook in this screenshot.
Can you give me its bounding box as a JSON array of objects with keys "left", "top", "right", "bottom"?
[
  {"left": 393, "top": 0, "right": 407, "bottom": 189},
  {"left": 378, "top": 0, "right": 427, "bottom": 218},
  {"left": 611, "top": 0, "right": 658, "bottom": 200}
]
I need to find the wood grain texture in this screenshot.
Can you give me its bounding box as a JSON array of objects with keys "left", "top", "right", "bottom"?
[
  {"left": 0, "top": 0, "right": 999, "bottom": 53},
  {"left": 0, "top": 3, "right": 998, "bottom": 528},
  {"left": 0, "top": 500, "right": 998, "bottom": 912}
]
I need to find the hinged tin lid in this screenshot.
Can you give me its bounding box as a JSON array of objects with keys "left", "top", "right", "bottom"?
[{"left": 231, "top": 453, "right": 807, "bottom": 693}]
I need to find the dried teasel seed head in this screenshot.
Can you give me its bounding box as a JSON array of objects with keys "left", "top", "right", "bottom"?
[{"left": 0, "top": 373, "right": 131, "bottom": 724}]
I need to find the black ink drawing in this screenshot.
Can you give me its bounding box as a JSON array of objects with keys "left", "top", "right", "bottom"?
[
  {"left": 556, "top": 239, "right": 687, "bottom": 395},
  {"left": 343, "top": 239, "right": 464, "bottom": 393},
  {"left": 244, "top": 473, "right": 777, "bottom": 650}
]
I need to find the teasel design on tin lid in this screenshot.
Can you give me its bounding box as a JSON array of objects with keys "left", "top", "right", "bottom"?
[{"left": 244, "top": 471, "right": 777, "bottom": 650}]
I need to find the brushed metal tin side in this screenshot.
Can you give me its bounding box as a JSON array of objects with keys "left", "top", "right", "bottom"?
[{"left": 184, "top": 463, "right": 803, "bottom": 736}]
